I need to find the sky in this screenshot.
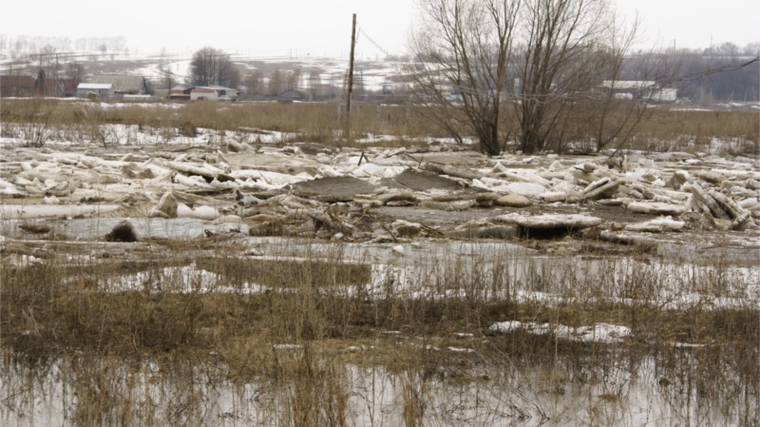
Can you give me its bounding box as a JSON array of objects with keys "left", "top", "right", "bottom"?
[{"left": 0, "top": 0, "right": 758, "bottom": 57}]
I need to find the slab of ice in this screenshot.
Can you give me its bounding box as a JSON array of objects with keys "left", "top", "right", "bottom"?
[
  {"left": 231, "top": 169, "right": 311, "bottom": 188},
  {"left": 473, "top": 178, "right": 547, "bottom": 195},
  {"left": 489, "top": 321, "right": 631, "bottom": 343},
  {"left": 513, "top": 214, "right": 602, "bottom": 229},
  {"left": 625, "top": 216, "right": 685, "bottom": 232},
  {"left": 627, "top": 202, "right": 685, "bottom": 215},
  {"left": 0, "top": 204, "right": 120, "bottom": 219},
  {"left": 177, "top": 204, "right": 220, "bottom": 220},
  {"left": 351, "top": 163, "right": 404, "bottom": 178}
]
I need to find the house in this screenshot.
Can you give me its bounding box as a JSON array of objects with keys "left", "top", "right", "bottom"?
[
  {"left": 190, "top": 85, "right": 239, "bottom": 101},
  {"left": 42, "top": 78, "right": 77, "bottom": 97},
  {"left": 279, "top": 89, "right": 313, "bottom": 102},
  {"left": 598, "top": 80, "right": 677, "bottom": 103},
  {"left": 77, "top": 83, "right": 114, "bottom": 99},
  {"left": 90, "top": 75, "right": 148, "bottom": 96},
  {"left": 1, "top": 74, "right": 77, "bottom": 98},
  {"left": 0, "top": 75, "right": 35, "bottom": 97},
  {"left": 190, "top": 87, "right": 218, "bottom": 101},
  {"left": 649, "top": 88, "right": 678, "bottom": 103},
  {"left": 169, "top": 84, "right": 193, "bottom": 101}
]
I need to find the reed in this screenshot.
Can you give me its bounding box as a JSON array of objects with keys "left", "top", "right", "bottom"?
[{"left": 3, "top": 98, "right": 756, "bottom": 154}]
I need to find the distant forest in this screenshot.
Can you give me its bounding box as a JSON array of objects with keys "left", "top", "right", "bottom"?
[
  {"left": 1, "top": 35, "right": 758, "bottom": 102},
  {"left": 0, "top": 35, "right": 128, "bottom": 56},
  {"left": 622, "top": 43, "right": 760, "bottom": 102}
]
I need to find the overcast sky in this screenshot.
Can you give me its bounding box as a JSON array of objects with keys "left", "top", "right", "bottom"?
[{"left": 0, "top": 0, "right": 757, "bottom": 57}]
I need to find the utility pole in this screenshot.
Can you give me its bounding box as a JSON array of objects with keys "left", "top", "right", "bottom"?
[{"left": 346, "top": 13, "right": 357, "bottom": 141}]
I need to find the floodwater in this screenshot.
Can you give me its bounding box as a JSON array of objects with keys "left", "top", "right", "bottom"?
[
  {"left": 1, "top": 218, "right": 758, "bottom": 426},
  {"left": 3, "top": 218, "right": 753, "bottom": 310},
  {"left": 1, "top": 349, "right": 757, "bottom": 427}
]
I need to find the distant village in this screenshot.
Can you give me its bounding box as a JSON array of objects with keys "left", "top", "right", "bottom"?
[
  {"left": 0, "top": 69, "right": 400, "bottom": 103},
  {"left": 0, "top": 69, "right": 680, "bottom": 105},
  {"left": 0, "top": 73, "right": 245, "bottom": 102},
  {"left": 1, "top": 34, "right": 758, "bottom": 105}
]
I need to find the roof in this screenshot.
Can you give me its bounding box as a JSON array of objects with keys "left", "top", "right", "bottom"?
[
  {"left": 600, "top": 81, "right": 658, "bottom": 90},
  {"left": 0, "top": 75, "right": 35, "bottom": 96},
  {"left": 90, "top": 75, "right": 146, "bottom": 93},
  {"left": 194, "top": 85, "right": 238, "bottom": 94},
  {"left": 78, "top": 83, "right": 113, "bottom": 90},
  {"left": 0, "top": 75, "right": 35, "bottom": 87},
  {"left": 43, "top": 78, "right": 76, "bottom": 93},
  {"left": 280, "top": 89, "right": 313, "bottom": 100},
  {"left": 205, "top": 85, "right": 238, "bottom": 92}
]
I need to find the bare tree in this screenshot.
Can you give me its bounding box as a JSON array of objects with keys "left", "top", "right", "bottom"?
[
  {"left": 513, "top": 0, "right": 620, "bottom": 153},
  {"left": 34, "top": 45, "right": 62, "bottom": 81},
  {"left": 189, "top": 47, "right": 241, "bottom": 88},
  {"left": 268, "top": 69, "right": 285, "bottom": 96},
  {"left": 287, "top": 67, "right": 302, "bottom": 91},
  {"left": 217, "top": 59, "right": 241, "bottom": 88},
  {"left": 34, "top": 68, "right": 46, "bottom": 96},
  {"left": 307, "top": 70, "right": 322, "bottom": 97},
  {"left": 410, "top": 0, "right": 660, "bottom": 155},
  {"left": 588, "top": 46, "right": 678, "bottom": 153},
  {"left": 66, "top": 62, "right": 85, "bottom": 87},
  {"left": 408, "top": 0, "right": 520, "bottom": 155},
  {"left": 541, "top": 13, "right": 672, "bottom": 154},
  {"left": 246, "top": 70, "right": 264, "bottom": 96}
]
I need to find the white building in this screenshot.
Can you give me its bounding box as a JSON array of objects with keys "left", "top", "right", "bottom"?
[
  {"left": 598, "top": 80, "right": 677, "bottom": 103},
  {"left": 190, "top": 86, "right": 239, "bottom": 101},
  {"left": 650, "top": 88, "right": 677, "bottom": 102},
  {"left": 77, "top": 83, "right": 114, "bottom": 99}
]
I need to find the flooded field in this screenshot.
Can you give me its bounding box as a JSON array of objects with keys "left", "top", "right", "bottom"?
[
  {"left": 3, "top": 349, "right": 757, "bottom": 427},
  {"left": 1, "top": 101, "right": 758, "bottom": 426},
  {"left": 1, "top": 230, "right": 758, "bottom": 426}
]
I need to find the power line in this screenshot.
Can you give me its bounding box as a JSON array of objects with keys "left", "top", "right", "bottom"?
[{"left": 356, "top": 28, "right": 394, "bottom": 58}]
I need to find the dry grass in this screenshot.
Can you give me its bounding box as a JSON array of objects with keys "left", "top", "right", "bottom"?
[
  {"left": 2, "top": 247, "right": 756, "bottom": 362},
  {"left": 1, "top": 245, "right": 757, "bottom": 426},
  {"left": 2, "top": 98, "right": 756, "bottom": 154},
  {"left": 624, "top": 109, "right": 760, "bottom": 154},
  {"left": 0, "top": 98, "right": 447, "bottom": 148}
]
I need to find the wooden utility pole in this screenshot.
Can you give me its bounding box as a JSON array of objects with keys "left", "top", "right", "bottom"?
[{"left": 346, "top": 13, "right": 357, "bottom": 140}]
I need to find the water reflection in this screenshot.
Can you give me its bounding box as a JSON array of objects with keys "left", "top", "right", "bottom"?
[
  {"left": 56, "top": 251, "right": 759, "bottom": 311},
  {"left": 2, "top": 346, "right": 756, "bottom": 427}
]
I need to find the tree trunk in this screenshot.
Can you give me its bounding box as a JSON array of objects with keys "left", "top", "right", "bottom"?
[
  {"left": 520, "top": 101, "right": 545, "bottom": 154},
  {"left": 479, "top": 132, "right": 501, "bottom": 156}
]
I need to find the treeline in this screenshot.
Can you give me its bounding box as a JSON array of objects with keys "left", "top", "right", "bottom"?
[
  {"left": 622, "top": 42, "right": 760, "bottom": 102},
  {"left": 2, "top": 35, "right": 756, "bottom": 102},
  {"left": 187, "top": 47, "right": 345, "bottom": 98},
  {"left": 244, "top": 67, "right": 343, "bottom": 98},
  {"left": 671, "top": 54, "right": 759, "bottom": 102},
  {"left": 0, "top": 35, "right": 129, "bottom": 58}
]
